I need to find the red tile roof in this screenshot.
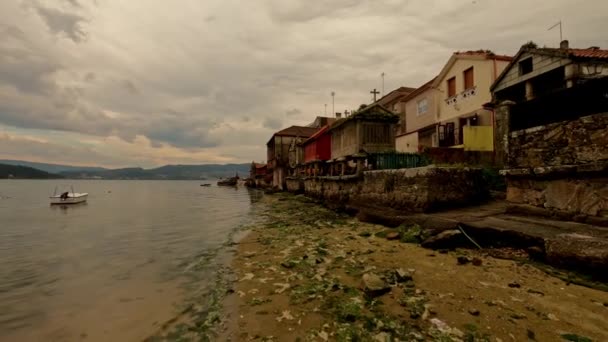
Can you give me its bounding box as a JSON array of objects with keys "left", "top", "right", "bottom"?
[
  {"left": 302, "top": 125, "right": 329, "bottom": 145},
  {"left": 454, "top": 50, "right": 513, "bottom": 61},
  {"left": 568, "top": 48, "right": 608, "bottom": 59},
  {"left": 273, "top": 125, "right": 319, "bottom": 138},
  {"left": 527, "top": 46, "right": 608, "bottom": 60}
]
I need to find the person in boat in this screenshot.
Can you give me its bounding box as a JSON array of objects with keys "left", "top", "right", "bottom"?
[{"left": 60, "top": 192, "right": 69, "bottom": 200}]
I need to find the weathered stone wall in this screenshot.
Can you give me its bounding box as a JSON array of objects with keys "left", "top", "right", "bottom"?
[
  {"left": 285, "top": 178, "right": 304, "bottom": 193},
  {"left": 507, "top": 176, "right": 608, "bottom": 218},
  {"left": 503, "top": 113, "right": 608, "bottom": 217},
  {"left": 299, "top": 167, "right": 488, "bottom": 213},
  {"left": 507, "top": 113, "right": 608, "bottom": 168}
]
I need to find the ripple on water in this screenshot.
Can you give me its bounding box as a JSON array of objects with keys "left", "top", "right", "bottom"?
[{"left": 0, "top": 180, "right": 260, "bottom": 341}]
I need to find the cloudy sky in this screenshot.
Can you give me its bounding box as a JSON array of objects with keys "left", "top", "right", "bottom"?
[{"left": 1, "top": 1, "right": 606, "bottom": 168}]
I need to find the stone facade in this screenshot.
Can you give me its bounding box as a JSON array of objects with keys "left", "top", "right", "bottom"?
[
  {"left": 507, "top": 177, "right": 608, "bottom": 217},
  {"left": 507, "top": 113, "right": 608, "bottom": 168},
  {"left": 502, "top": 113, "right": 608, "bottom": 218},
  {"left": 300, "top": 166, "right": 488, "bottom": 213}
]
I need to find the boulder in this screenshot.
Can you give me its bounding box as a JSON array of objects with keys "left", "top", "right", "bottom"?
[
  {"left": 361, "top": 273, "right": 391, "bottom": 297},
  {"left": 545, "top": 234, "right": 608, "bottom": 279},
  {"left": 395, "top": 268, "right": 413, "bottom": 283},
  {"left": 421, "top": 229, "right": 465, "bottom": 249},
  {"left": 386, "top": 231, "right": 400, "bottom": 240}
]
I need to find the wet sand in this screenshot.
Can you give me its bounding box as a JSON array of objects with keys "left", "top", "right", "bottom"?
[{"left": 219, "top": 193, "right": 608, "bottom": 341}]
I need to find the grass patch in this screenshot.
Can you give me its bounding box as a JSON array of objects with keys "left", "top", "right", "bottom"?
[
  {"left": 247, "top": 297, "right": 272, "bottom": 306},
  {"left": 561, "top": 333, "right": 593, "bottom": 342},
  {"left": 463, "top": 323, "right": 491, "bottom": 342}
]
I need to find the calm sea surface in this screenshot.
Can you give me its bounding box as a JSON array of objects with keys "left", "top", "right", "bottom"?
[{"left": 0, "top": 180, "right": 260, "bottom": 341}]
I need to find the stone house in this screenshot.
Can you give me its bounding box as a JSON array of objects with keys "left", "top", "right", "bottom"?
[
  {"left": 491, "top": 41, "right": 608, "bottom": 218},
  {"left": 266, "top": 125, "right": 319, "bottom": 189},
  {"left": 395, "top": 78, "right": 439, "bottom": 153},
  {"left": 433, "top": 51, "right": 512, "bottom": 150}
]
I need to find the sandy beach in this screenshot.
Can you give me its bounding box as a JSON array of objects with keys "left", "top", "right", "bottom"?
[{"left": 216, "top": 193, "right": 608, "bottom": 341}]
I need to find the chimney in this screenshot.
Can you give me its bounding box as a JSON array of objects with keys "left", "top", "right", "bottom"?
[
  {"left": 335, "top": 112, "right": 342, "bottom": 119},
  {"left": 589, "top": 46, "right": 600, "bottom": 50},
  {"left": 560, "top": 40, "right": 569, "bottom": 50}
]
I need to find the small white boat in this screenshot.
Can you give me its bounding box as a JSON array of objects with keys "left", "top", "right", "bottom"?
[{"left": 50, "top": 186, "right": 88, "bottom": 205}]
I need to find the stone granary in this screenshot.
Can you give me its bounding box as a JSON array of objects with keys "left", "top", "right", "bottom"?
[
  {"left": 491, "top": 41, "right": 608, "bottom": 219},
  {"left": 328, "top": 103, "right": 399, "bottom": 176}
]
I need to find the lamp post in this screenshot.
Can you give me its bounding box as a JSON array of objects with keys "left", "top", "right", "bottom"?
[{"left": 331, "top": 91, "right": 335, "bottom": 116}]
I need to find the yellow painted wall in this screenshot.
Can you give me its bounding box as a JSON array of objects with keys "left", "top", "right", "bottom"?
[{"left": 463, "top": 126, "right": 494, "bottom": 151}]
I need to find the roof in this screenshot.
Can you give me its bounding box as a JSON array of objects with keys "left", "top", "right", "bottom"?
[
  {"left": 267, "top": 125, "right": 319, "bottom": 146},
  {"left": 273, "top": 125, "right": 319, "bottom": 137},
  {"left": 302, "top": 125, "right": 330, "bottom": 146},
  {"left": 252, "top": 162, "right": 266, "bottom": 169},
  {"left": 454, "top": 50, "right": 513, "bottom": 62},
  {"left": 569, "top": 47, "right": 608, "bottom": 59},
  {"left": 432, "top": 50, "right": 513, "bottom": 88},
  {"left": 490, "top": 44, "right": 608, "bottom": 91},
  {"left": 375, "top": 86, "right": 416, "bottom": 106},
  {"left": 397, "top": 77, "right": 437, "bottom": 104},
  {"left": 329, "top": 103, "right": 398, "bottom": 131}
]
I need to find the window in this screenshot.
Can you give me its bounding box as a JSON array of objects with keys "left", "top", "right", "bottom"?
[
  {"left": 447, "top": 77, "right": 456, "bottom": 97},
  {"left": 519, "top": 58, "right": 533, "bottom": 75},
  {"left": 417, "top": 98, "right": 428, "bottom": 115},
  {"left": 464, "top": 67, "right": 474, "bottom": 89}
]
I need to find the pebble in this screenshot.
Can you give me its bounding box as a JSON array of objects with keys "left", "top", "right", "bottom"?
[
  {"left": 395, "top": 268, "right": 413, "bottom": 282},
  {"left": 457, "top": 256, "right": 470, "bottom": 265},
  {"left": 472, "top": 257, "right": 483, "bottom": 266},
  {"left": 508, "top": 282, "right": 521, "bottom": 288},
  {"left": 386, "top": 232, "right": 400, "bottom": 240},
  {"left": 468, "top": 308, "right": 480, "bottom": 316}
]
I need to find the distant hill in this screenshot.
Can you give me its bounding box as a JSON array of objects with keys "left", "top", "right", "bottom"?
[
  {"left": 1, "top": 160, "right": 251, "bottom": 180},
  {"left": 0, "top": 163, "right": 63, "bottom": 179},
  {"left": 0, "top": 160, "right": 107, "bottom": 174}
]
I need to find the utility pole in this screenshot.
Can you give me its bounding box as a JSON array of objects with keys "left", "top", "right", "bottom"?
[
  {"left": 331, "top": 91, "right": 335, "bottom": 116},
  {"left": 370, "top": 88, "right": 380, "bottom": 102},
  {"left": 381, "top": 72, "right": 385, "bottom": 97},
  {"left": 548, "top": 20, "right": 563, "bottom": 44}
]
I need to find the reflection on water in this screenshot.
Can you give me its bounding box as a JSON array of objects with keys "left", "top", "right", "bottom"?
[{"left": 0, "top": 180, "right": 260, "bottom": 341}]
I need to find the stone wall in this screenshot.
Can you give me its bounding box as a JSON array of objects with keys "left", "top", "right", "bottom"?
[
  {"left": 503, "top": 113, "right": 608, "bottom": 218},
  {"left": 507, "top": 113, "right": 608, "bottom": 168},
  {"left": 285, "top": 178, "right": 304, "bottom": 194},
  {"left": 507, "top": 176, "right": 608, "bottom": 218},
  {"left": 300, "top": 166, "right": 488, "bottom": 213}
]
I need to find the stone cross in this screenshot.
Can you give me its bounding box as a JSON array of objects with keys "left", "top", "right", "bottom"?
[{"left": 370, "top": 88, "right": 380, "bottom": 102}]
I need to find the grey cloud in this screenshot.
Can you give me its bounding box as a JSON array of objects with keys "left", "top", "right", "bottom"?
[
  {"left": 0, "top": 132, "right": 127, "bottom": 167},
  {"left": 34, "top": 5, "right": 88, "bottom": 43},
  {"left": 122, "top": 80, "right": 139, "bottom": 95},
  {"left": 0, "top": 0, "right": 606, "bottom": 167},
  {"left": 286, "top": 108, "right": 301, "bottom": 117},
  {"left": 262, "top": 117, "right": 283, "bottom": 130},
  {"left": 83, "top": 72, "right": 96, "bottom": 82}
]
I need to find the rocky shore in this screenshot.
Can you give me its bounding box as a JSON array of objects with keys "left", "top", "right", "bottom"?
[{"left": 216, "top": 193, "right": 607, "bottom": 341}]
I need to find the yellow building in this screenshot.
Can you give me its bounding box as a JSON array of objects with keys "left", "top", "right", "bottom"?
[{"left": 432, "top": 51, "right": 512, "bottom": 150}]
